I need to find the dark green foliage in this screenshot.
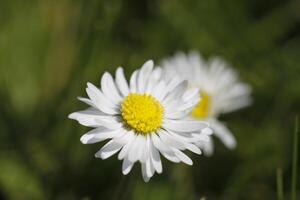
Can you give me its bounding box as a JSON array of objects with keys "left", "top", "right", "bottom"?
[{"left": 0, "top": 0, "right": 299, "bottom": 199}]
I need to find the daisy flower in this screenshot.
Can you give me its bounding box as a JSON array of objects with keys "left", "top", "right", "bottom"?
[
  {"left": 162, "top": 52, "right": 251, "bottom": 155},
  {"left": 69, "top": 60, "right": 211, "bottom": 182}
]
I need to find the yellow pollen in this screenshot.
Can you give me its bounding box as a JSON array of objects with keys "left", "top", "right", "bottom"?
[
  {"left": 191, "top": 91, "right": 211, "bottom": 119},
  {"left": 121, "top": 93, "right": 163, "bottom": 134}
]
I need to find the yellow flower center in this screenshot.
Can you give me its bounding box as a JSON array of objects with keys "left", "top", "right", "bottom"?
[
  {"left": 121, "top": 93, "right": 163, "bottom": 134},
  {"left": 191, "top": 91, "right": 211, "bottom": 119}
]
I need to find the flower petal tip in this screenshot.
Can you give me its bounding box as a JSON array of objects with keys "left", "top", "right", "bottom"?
[
  {"left": 80, "top": 134, "right": 92, "bottom": 144},
  {"left": 68, "top": 113, "right": 76, "bottom": 119}
]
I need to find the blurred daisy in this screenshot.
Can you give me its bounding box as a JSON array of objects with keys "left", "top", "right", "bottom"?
[
  {"left": 162, "top": 52, "right": 251, "bottom": 155},
  {"left": 69, "top": 60, "right": 211, "bottom": 182}
]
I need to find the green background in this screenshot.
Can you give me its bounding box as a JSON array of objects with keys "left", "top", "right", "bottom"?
[{"left": 0, "top": 0, "right": 299, "bottom": 199}]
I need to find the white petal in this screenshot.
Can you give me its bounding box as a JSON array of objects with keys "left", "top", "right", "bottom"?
[
  {"left": 140, "top": 135, "right": 150, "bottom": 163},
  {"left": 151, "top": 80, "right": 168, "bottom": 101},
  {"left": 224, "top": 84, "right": 251, "bottom": 100},
  {"left": 164, "top": 76, "right": 183, "bottom": 93},
  {"left": 151, "top": 133, "right": 170, "bottom": 152},
  {"left": 167, "top": 129, "right": 200, "bottom": 143},
  {"left": 211, "top": 120, "right": 236, "bottom": 149},
  {"left": 151, "top": 134, "right": 180, "bottom": 163},
  {"left": 158, "top": 130, "right": 186, "bottom": 150},
  {"left": 94, "top": 117, "right": 122, "bottom": 130},
  {"left": 195, "top": 134, "right": 210, "bottom": 142},
  {"left": 177, "top": 99, "right": 199, "bottom": 112},
  {"left": 130, "top": 70, "right": 138, "bottom": 93},
  {"left": 164, "top": 100, "right": 184, "bottom": 115},
  {"left": 162, "top": 81, "right": 188, "bottom": 105},
  {"left": 192, "top": 133, "right": 211, "bottom": 142},
  {"left": 163, "top": 119, "right": 208, "bottom": 132},
  {"left": 152, "top": 67, "right": 162, "bottom": 80},
  {"left": 164, "top": 110, "right": 188, "bottom": 120},
  {"left": 145, "top": 68, "right": 161, "bottom": 94},
  {"left": 72, "top": 118, "right": 98, "bottom": 127},
  {"left": 138, "top": 136, "right": 148, "bottom": 163},
  {"left": 198, "top": 138, "right": 214, "bottom": 156},
  {"left": 95, "top": 140, "right": 123, "bottom": 159},
  {"left": 101, "top": 72, "right": 122, "bottom": 103},
  {"left": 141, "top": 163, "right": 150, "bottom": 182},
  {"left": 86, "top": 82, "right": 118, "bottom": 115},
  {"left": 69, "top": 107, "right": 101, "bottom": 118},
  {"left": 149, "top": 139, "right": 162, "bottom": 173},
  {"left": 117, "top": 133, "right": 136, "bottom": 160},
  {"left": 172, "top": 148, "right": 193, "bottom": 165},
  {"left": 182, "top": 88, "right": 199, "bottom": 102},
  {"left": 214, "top": 83, "right": 251, "bottom": 114},
  {"left": 161, "top": 130, "right": 202, "bottom": 155},
  {"left": 80, "top": 128, "right": 124, "bottom": 144},
  {"left": 69, "top": 108, "right": 101, "bottom": 127},
  {"left": 185, "top": 143, "right": 202, "bottom": 155},
  {"left": 145, "top": 158, "right": 154, "bottom": 178},
  {"left": 113, "top": 130, "right": 135, "bottom": 145},
  {"left": 69, "top": 108, "right": 121, "bottom": 128},
  {"left": 162, "top": 151, "right": 181, "bottom": 163},
  {"left": 115, "top": 67, "right": 130, "bottom": 97},
  {"left": 202, "top": 127, "right": 213, "bottom": 135},
  {"left": 137, "top": 60, "right": 154, "bottom": 93},
  {"left": 128, "top": 135, "right": 145, "bottom": 163},
  {"left": 122, "top": 157, "right": 134, "bottom": 175},
  {"left": 222, "top": 98, "right": 251, "bottom": 114},
  {"left": 77, "top": 97, "right": 96, "bottom": 107}
]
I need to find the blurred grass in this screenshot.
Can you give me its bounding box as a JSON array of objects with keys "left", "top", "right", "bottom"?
[
  {"left": 0, "top": 0, "right": 299, "bottom": 199},
  {"left": 276, "top": 168, "right": 284, "bottom": 200},
  {"left": 291, "top": 116, "right": 298, "bottom": 200}
]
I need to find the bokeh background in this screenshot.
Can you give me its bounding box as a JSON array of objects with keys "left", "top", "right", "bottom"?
[{"left": 0, "top": 0, "right": 299, "bottom": 199}]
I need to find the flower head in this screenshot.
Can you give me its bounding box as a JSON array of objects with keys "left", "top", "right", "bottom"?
[
  {"left": 162, "top": 52, "right": 251, "bottom": 155},
  {"left": 69, "top": 60, "right": 211, "bottom": 181}
]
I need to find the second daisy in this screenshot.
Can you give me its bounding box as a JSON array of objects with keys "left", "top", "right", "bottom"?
[{"left": 162, "top": 52, "right": 251, "bottom": 155}]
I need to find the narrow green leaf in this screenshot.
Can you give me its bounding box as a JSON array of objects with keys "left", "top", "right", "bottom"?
[
  {"left": 291, "top": 115, "right": 298, "bottom": 200},
  {"left": 277, "top": 168, "right": 284, "bottom": 200}
]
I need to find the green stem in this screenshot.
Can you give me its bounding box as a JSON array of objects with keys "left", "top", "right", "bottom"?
[
  {"left": 277, "top": 168, "right": 284, "bottom": 200},
  {"left": 291, "top": 115, "right": 298, "bottom": 200}
]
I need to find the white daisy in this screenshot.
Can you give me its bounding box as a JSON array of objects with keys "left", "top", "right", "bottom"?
[
  {"left": 69, "top": 60, "right": 211, "bottom": 182},
  {"left": 162, "top": 52, "right": 251, "bottom": 155}
]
